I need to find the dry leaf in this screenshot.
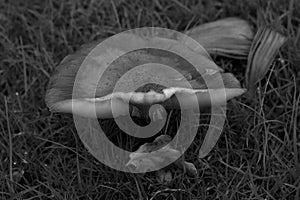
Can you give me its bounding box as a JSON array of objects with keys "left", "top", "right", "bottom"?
[
  {"left": 126, "top": 135, "right": 181, "bottom": 173},
  {"left": 246, "top": 27, "right": 287, "bottom": 93},
  {"left": 126, "top": 135, "right": 197, "bottom": 177}
]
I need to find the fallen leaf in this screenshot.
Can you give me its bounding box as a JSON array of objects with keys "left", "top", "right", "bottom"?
[{"left": 246, "top": 27, "right": 287, "bottom": 93}]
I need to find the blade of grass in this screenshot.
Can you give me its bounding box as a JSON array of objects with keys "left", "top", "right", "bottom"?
[
  {"left": 4, "top": 96, "right": 14, "bottom": 194},
  {"left": 20, "top": 37, "right": 27, "bottom": 96}
]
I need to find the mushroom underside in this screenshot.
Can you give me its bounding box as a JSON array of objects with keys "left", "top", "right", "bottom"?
[{"left": 50, "top": 86, "right": 245, "bottom": 119}]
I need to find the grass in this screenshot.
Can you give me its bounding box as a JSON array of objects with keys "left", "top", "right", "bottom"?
[{"left": 0, "top": 0, "right": 299, "bottom": 199}]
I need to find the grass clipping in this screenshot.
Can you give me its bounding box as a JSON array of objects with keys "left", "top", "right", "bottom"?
[{"left": 246, "top": 27, "right": 287, "bottom": 93}]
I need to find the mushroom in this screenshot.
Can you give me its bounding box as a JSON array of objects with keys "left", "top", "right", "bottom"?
[
  {"left": 45, "top": 35, "right": 246, "bottom": 119},
  {"left": 45, "top": 19, "right": 250, "bottom": 163}
]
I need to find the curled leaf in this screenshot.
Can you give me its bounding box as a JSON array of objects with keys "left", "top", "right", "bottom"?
[
  {"left": 126, "top": 135, "right": 181, "bottom": 173},
  {"left": 246, "top": 27, "right": 287, "bottom": 93}
]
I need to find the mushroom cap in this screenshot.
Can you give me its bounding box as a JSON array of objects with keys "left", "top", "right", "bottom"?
[{"left": 45, "top": 33, "right": 245, "bottom": 119}]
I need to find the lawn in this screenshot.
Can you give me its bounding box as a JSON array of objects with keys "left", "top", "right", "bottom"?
[{"left": 0, "top": 0, "right": 299, "bottom": 199}]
